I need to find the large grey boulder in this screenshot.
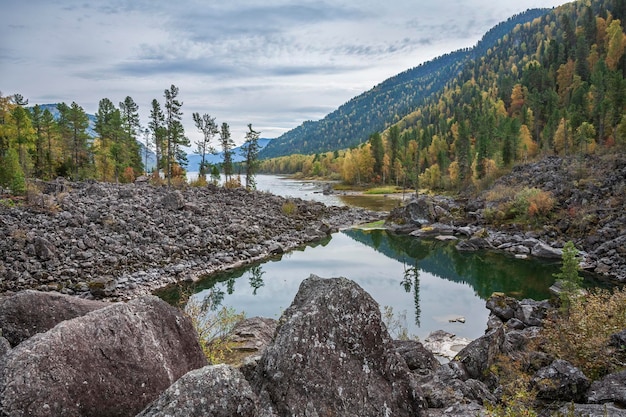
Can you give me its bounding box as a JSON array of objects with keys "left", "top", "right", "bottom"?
[
  {"left": 587, "top": 369, "right": 626, "bottom": 406},
  {"left": 137, "top": 364, "right": 259, "bottom": 417},
  {"left": 0, "top": 296, "right": 207, "bottom": 417},
  {"left": 454, "top": 326, "right": 505, "bottom": 384},
  {"left": 251, "top": 275, "right": 427, "bottom": 417},
  {"left": 532, "top": 359, "right": 590, "bottom": 402},
  {"left": 0, "top": 290, "right": 106, "bottom": 347}
]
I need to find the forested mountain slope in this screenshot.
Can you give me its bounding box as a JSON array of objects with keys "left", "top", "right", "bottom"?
[
  {"left": 261, "top": 0, "right": 626, "bottom": 194},
  {"left": 259, "top": 8, "right": 551, "bottom": 159}
]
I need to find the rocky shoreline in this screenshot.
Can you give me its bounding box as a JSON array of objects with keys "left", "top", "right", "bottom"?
[
  {"left": 0, "top": 179, "right": 384, "bottom": 301},
  {"left": 387, "top": 154, "right": 626, "bottom": 284}
]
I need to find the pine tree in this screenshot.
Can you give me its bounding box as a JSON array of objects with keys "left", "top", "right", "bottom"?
[
  {"left": 554, "top": 241, "right": 584, "bottom": 312},
  {"left": 242, "top": 124, "right": 260, "bottom": 190},
  {"left": 192, "top": 112, "right": 218, "bottom": 178},
  {"left": 220, "top": 122, "right": 235, "bottom": 183},
  {"left": 163, "top": 85, "right": 189, "bottom": 186},
  {"left": 149, "top": 99, "right": 165, "bottom": 176},
  {"left": 119, "top": 96, "right": 143, "bottom": 176}
]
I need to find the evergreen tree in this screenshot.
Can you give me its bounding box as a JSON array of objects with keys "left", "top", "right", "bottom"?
[
  {"left": 368, "top": 132, "right": 384, "bottom": 181},
  {"left": 57, "top": 102, "right": 90, "bottom": 180},
  {"left": 241, "top": 123, "right": 260, "bottom": 190},
  {"left": 192, "top": 112, "right": 218, "bottom": 178},
  {"left": 163, "top": 85, "right": 189, "bottom": 186},
  {"left": 554, "top": 241, "right": 584, "bottom": 312},
  {"left": 220, "top": 122, "right": 235, "bottom": 182},
  {"left": 149, "top": 99, "right": 165, "bottom": 176},
  {"left": 119, "top": 96, "right": 143, "bottom": 176}
]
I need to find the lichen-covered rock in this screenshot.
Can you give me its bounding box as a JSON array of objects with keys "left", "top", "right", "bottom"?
[
  {"left": 587, "top": 369, "right": 626, "bottom": 406},
  {"left": 454, "top": 327, "right": 505, "bottom": 384},
  {"left": 137, "top": 364, "right": 259, "bottom": 417},
  {"left": 0, "top": 290, "right": 106, "bottom": 347},
  {"left": 251, "top": 275, "right": 427, "bottom": 417},
  {"left": 393, "top": 340, "right": 440, "bottom": 376},
  {"left": 0, "top": 296, "right": 207, "bottom": 417},
  {"left": 532, "top": 359, "right": 591, "bottom": 402}
]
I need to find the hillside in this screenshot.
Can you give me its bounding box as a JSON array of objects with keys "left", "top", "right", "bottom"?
[{"left": 259, "top": 8, "right": 551, "bottom": 159}]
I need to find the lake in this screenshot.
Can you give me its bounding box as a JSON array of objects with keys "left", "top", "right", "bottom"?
[
  {"left": 160, "top": 172, "right": 565, "bottom": 341},
  {"left": 157, "top": 229, "right": 562, "bottom": 341}
]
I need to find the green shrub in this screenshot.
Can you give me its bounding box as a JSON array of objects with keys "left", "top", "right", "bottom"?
[
  {"left": 539, "top": 287, "right": 626, "bottom": 380},
  {"left": 185, "top": 294, "right": 245, "bottom": 364},
  {"left": 281, "top": 200, "right": 297, "bottom": 216}
]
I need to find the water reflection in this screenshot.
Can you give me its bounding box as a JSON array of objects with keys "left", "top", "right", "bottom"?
[{"left": 156, "top": 230, "right": 563, "bottom": 341}]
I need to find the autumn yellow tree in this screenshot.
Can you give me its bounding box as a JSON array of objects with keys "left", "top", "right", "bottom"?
[{"left": 605, "top": 19, "right": 626, "bottom": 71}]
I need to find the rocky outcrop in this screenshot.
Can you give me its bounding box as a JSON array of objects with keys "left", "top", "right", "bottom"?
[
  {"left": 386, "top": 155, "right": 626, "bottom": 283},
  {"left": 0, "top": 296, "right": 207, "bottom": 417},
  {"left": 137, "top": 365, "right": 259, "bottom": 417},
  {"left": 0, "top": 180, "right": 382, "bottom": 300},
  {"left": 587, "top": 369, "right": 626, "bottom": 406},
  {"left": 0, "top": 290, "right": 105, "bottom": 347},
  {"left": 250, "top": 275, "right": 427, "bottom": 416}
]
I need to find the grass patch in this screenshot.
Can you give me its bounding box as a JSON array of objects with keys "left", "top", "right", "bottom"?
[{"left": 364, "top": 186, "right": 403, "bottom": 195}]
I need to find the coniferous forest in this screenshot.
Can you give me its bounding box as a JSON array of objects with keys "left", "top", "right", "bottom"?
[{"left": 260, "top": 0, "right": 626, "bottom": 192}]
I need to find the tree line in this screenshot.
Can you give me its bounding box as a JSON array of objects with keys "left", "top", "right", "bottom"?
[
  {"left": 261, "top": 0, "right": 626, "bottom": 192},
  {"left": 0, "top": 85, "right": 261, "bottom": 193}
]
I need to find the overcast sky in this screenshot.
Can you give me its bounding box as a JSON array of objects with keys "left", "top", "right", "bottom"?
[{"left": 2, "top": 0, "right": 570, "bottom": 146}]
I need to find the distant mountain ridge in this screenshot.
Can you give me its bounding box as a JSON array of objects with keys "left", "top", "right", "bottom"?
[{"left": 260, "top": 8, "right": 550, "bottom": 159}]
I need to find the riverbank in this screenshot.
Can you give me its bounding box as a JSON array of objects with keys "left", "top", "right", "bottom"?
[
  {"left": 0, "top": 179, "right": 384, "bottom": 301},
  {"left": 386, "top": 154, "right": 626, "bottom": 284}
]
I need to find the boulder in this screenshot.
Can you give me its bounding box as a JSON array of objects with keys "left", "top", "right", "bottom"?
[
  {"left": 556, "top": 403, "right": 626, "bottom": 417},
  {"left": 393, "top": 340, "right": 441, "bottom": 376},
  {"left": 251, "top": 275, "right": 427, "bottom": 416},
  {"left": 454, "top": 327, "right": 505, "bottom": 384},
  {"left": 0, "top": 337, "right": 10, "bottom": 358},
  {"left": 587, "top": 369, "right": 626, "bottom": 406},
  {"left": 486, "top": 293, "right": 518, "bottom": 321},
  {"left": 161, "top": 190, "right": 185, "bottom": 210},
  {"left": 610, "top": 329, "right": 626, "bottom": 351},
  {"left": 0, "top": 290, "right": 106, "bottom": 347},
  {"left": 532, "top": 359, "right": 591, "bottom": 402},
  {"left": 456, "top": 237, "right": 494, "bottom": 252},
  {"left": 420, "top": 363, "right": 495, "bottom": 410},
  {"left": 0, "top": 296, "right": 207, "bottom": 417},
  {"left": 33, "top": 236, "right": 56, "bottom": 260},
  {"left": 226, "top": 317, "right": 277, "bottom": 366},
  {"left": 531, "top": 242, "right": 562, "bottom": 259},
  {"left": 137, "top": 364, "right": 259, "bottom": 417},
  {"left": 423, "top": 330, "right": 472, "bottom": 360}
]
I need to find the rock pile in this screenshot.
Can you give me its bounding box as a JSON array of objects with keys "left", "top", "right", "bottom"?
[
  {"left": 0, "top": 180, "right": 383, "bottom": 300},
  {"left": 1, "top": 278, "right": 625, "bottom": 416}
]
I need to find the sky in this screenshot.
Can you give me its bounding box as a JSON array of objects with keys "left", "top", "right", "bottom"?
[{"left": 2, "top": 0, "right": 571, "bottom": 147}]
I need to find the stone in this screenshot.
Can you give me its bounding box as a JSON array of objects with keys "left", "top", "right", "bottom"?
[
  {"left": 251, "top": 275, "right": 427, "bottom": 416},
  {"left": 456, "top": 237, "right": 493, "bottom": 252},
  {"left": 531, "top": 242, "right": 563, "bottom": 259},
  {"left": 137, "top": 365, "right": 259, "bottom": 417},
  {"left": 0, "top": 337, "right": 10, "bottom": 358},
  {"left": 0, "top": 290, "right": 106, "bottom": 347},
  {"left": 393, "top": 340, "right": 441, "bottom": 376},
  {"left": 587, "top": 369, "right": 626, "bottom": 406},
  {"left": 556, "top": 403, "right": 626, "bottom": 417},
  {"left": 610, "top": 329, "right": 626, "bottom": 351},
  {"left": 161, "top": 190, "right": 185, "bottom": 210},
  {"left": 514, "top": 299, "right": 550, "bottom": 327},
  {"left": 420, "top": 363, "right": 495, "bottom": 410},
  {"left": 532, "top": 359, "right": 591, "bottom": 402},
  {"left": 0, "top": 296, "right": 207, "bottom": 417},
  {"left": 423, "top": 330, "right": 472, "bottom": 360},
  {"left": 33, "top": 236, "right": 56, "bottom": 260},
  {"left": 226, "top": 317, "right": 277, "bottom": 364},
  {"left": 454, "top": 327, "right": 505, "bottom": 384}
]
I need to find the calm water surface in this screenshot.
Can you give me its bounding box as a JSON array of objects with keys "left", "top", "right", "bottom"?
[{"left": 169, "top": 174, "right": 567, "bottom": 340}]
